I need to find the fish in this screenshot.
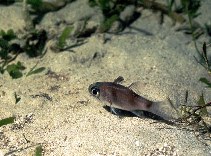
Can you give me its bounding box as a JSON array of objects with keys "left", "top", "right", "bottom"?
[{"left": 88, "top": 76, "right": 176, "bottom": 121}]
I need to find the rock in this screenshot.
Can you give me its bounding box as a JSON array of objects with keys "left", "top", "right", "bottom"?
[
  {"left": 108, "top": 20, "right": 123, "bottom": 33},
  {"left": 0, "top": 5, "right": 25, "bottom": 31},
  {"left": 120, "top": 5, "right": 136, "bottom": 24},
  {"left": 29, "top": 0, "right": 71, "bottom": 13}
]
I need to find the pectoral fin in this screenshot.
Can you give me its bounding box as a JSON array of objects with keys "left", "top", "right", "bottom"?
[{"left": 110, "top": 107, "right": 123, "bottom": 115}]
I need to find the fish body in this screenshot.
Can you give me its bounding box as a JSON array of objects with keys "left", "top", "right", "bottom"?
[
  {"left": 88, "top": 76, "right": 174, "bottom": 120},
  {"left": 89, "top": 82, "right": 152, "bottom": 111}
]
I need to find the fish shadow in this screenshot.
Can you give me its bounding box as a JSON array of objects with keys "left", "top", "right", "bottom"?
[{"left": 103, "top": 106, "right": 174, "bottom": 125}]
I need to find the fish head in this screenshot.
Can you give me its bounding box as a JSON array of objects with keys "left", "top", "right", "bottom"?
[
  {"left": 89, "top": 81, "right": 132, "bottom": 107},
  {"left": 88, "top": 82, "right": 115, "bottom": 103}
]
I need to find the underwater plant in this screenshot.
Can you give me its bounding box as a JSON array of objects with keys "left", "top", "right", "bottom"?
[
  {"left": 35, "top": 145, "right": 43, "bottom": 156},
  {"left": 168, "top": 92, "right": 211, "bottom": 143},
  {"left": 57, "top": 26, "right": 74, "bottom": 50},
  {"left": 6, "top": 61, "right": 26, "bottom": 79},
  {"left": 181, "top": 99, "right": 210, "bottom": 140},
  {"left": 89, "top": 0, "right": 121, "bottom": 32},
  {"left": 0, "top": 116, "right": 15, "bottom": 127},
  {"left": 24, "top": 29, "right": 47, "bottom": 57},
  {"left": 199, "top": 42, "right": 211, "bottom": 72},
  {"left": 195, "top": 42, "right": 211, "bottom": 81},
  {"left": 89, "top": 0, "right": 138, "bottom": 32},
  {"left": 53, "top": 25, "right": 87, "bottom": 52},
  {"left": 26, "top": 62, "right": 45, "bottom": 77},
  {"left": 199, "top": 77, "right": 211, "bottom": 88},
  {"left": 27, "top": 0, "right": 43, "bottom": 11},
  {"left": 180, "top": 0, "right": 203, "bottom": 56},
  {"left": 0, "top": 28, "right": 46, "bottom": 79},
  {"left": 0, "top": 29, "right": 23, "bottom": 77}
]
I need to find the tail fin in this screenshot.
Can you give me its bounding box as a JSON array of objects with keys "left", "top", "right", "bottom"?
[{"left": 148, "top": 100, "right": 179, "bottom": 121}]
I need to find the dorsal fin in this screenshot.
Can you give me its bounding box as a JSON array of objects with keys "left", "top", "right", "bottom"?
[{"left": 113, "top": 76, "right": 124, "bottom": 84}]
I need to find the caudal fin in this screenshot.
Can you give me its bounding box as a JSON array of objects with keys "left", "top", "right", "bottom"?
[{"left": 148, "top": 100, "right": 178, "bottom": 121}]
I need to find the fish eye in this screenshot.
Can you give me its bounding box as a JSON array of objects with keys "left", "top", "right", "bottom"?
[{"left": 91, "top": 87, "right": 100, "bottom": 97}]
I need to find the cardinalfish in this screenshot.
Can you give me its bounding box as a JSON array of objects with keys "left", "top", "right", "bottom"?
[{"left": 88, "top": 76, "right": 176, "bottom": 121}]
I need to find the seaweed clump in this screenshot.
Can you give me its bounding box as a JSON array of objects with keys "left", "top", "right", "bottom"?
[
  {"left": 0, "top": 29, "right": 47, "bottom": 79},
  {"left": 169, "top": 92, "right": 211, "bottom": 144}
]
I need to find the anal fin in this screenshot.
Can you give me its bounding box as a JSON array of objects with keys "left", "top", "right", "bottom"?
[{"left": 131, "top": 110, "right": 145, "bottom": 118}]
